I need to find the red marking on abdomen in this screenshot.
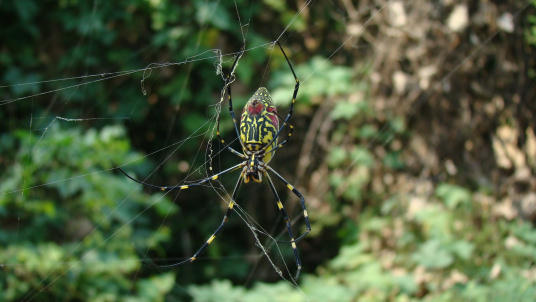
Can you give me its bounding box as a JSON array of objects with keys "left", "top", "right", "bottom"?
[
  {"left": 267, "top": 106, "right": 279, "bottom": 128},
  {"left": 247, "top": 100, "right": 264, "bottom": 116}
]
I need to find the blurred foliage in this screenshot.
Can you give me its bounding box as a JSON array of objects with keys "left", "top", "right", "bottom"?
[
  {"left": 527, "top": 1, "right": 536, "bottom": 45},
  {"left": 0, "top": 125, "right": 177, "bottom": 300},
  {"left": 527, "top": 0, "right": 536, "bottom": 78},
  {"left": 2, "top": 0, "right": 536, "bottom": 301}
]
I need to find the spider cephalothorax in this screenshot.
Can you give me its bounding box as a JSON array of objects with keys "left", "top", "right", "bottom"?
[
  {"left": 243, "top": 154, "right": 265, "bottom": 183},
  {"left": 119, "top": 42, "right": 310, "bottom": 280}
]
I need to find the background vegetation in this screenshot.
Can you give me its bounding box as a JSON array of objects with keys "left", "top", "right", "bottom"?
[{"left": 1, "top": 0, "right": 535, "bottom": 301}]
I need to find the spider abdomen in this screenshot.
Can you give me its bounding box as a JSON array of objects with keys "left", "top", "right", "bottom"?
[{"left": 240, "top": 87, "right": 279, "bottom": 163}]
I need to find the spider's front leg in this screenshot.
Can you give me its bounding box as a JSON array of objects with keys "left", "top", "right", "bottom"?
[
  {"left": 216, "top": 46, "right": 245, "bottom": 153},
  {"left": 260, "top": 41, "right": 300, "bottom": 154},
  {"left": 118, "top": 162, "right": 245, "bottom": 191}
]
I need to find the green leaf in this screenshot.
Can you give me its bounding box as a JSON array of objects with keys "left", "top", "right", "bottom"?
[
  {"left": 383, "top": 151, "right": 405, "bottom": 170},
  {"left": 328, "top": 147, "right": 347, "bottom": 168},
  {"left": 188, "top": 280, "right": 245, "bottom": 302},
  {"left": 196, "top": 2, "right": 231, "bottom": 30},
  {"left": 331, "top": 100, "right": 360, "bottom": 120},
  {"left": 436, "top": 183, "right": 472, "bottom": 209},
  {"left": 412, "top": 239, "right": 454, "bottom": 269},
  {"left": 137, "top": 273, "right": 176, "bottom": 301},
  {"left": 450, "top": 240, "right": 475, "bottom": 260}
]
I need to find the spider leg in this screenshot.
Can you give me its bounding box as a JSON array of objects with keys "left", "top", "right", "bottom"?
[
  {"left": 142, "top": 173, "right": 244, "bottom": 268},
  {"left": 226, "top": 84, "right": 244, "bottom": 146},
  {"left": 118, "top": 162, "right": 245, "bottom": 191},
  {"left": 217, "top": 46, "right": 246, "bottom": 153},
  {"left": 215, "top": 84, "right": 247, "bottom": 158},
  {"left": 264, "top": 172, "right": 302, "bottom": 280},
  {"left": 261, "top": 41, "right": 299, "bottom": 153},
  {"left": 266, "top": 166, "right": 310, "bottom": 244},
  {"left": 263, "top": 113, "right": 294, "bottom": 156},
  {"left": 225, "top": 145, "right": 247, "bottom": 159}
]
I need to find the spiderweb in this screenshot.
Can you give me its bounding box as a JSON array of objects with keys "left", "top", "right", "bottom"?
[{"left": 0, "top": 0, "right": 533, "bottom": 300}]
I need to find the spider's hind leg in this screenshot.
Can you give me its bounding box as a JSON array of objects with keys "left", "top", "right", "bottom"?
[
  {"left": 266, "top": 166, "right": 311, "bottom": 244},
  {"left": 141, "top": 173, "right": 244, "bottom": 268},
  {"left": 264, "top": 171, "right": 302, "bottom": 280}
]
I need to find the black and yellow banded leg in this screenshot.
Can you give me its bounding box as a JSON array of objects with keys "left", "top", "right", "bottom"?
[
  {"left": 142, "top": 174, "right": 243, "bottom": 269},
  {"left": 216, "top": 85, "right": 246, "bottom": 159},
  {"left": 117, "top": 162, "right": 245, "bottom": 191},
  {"left": 263, "top": 117, "right": 294, "bottom": 157},
  {"left": 216, "top": 47, "right": 246, "bottom": 156},
  {"left": 225, "top": 85, "right": 243, "bottom": 145},
  {"left": 265, "top": 172, "right": 302, "bottom": 279},
  {"left": 266, "top": 166, "right": 311, "bottom": 243},
  {"left": 261, "top": 41, "right": 299, "bottom": 155}
]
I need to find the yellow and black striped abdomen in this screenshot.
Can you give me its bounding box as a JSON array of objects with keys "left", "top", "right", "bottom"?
[{"left": 240, "top": 87, "right": 279, "bottom": 163}]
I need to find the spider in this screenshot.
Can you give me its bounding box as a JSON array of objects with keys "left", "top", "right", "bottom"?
[{"left": 119, "top": 41, "right": 310, "bottom": 279}]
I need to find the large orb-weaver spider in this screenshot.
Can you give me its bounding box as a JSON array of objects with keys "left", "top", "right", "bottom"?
[{"left": 119, "top": 42, "right": 310, "bottom": 279}]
